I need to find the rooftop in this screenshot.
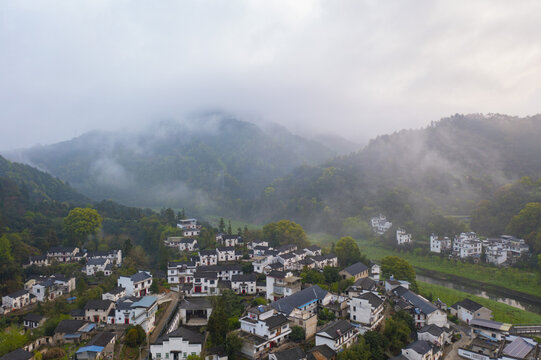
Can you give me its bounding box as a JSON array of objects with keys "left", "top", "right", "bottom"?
[
  {"left": 341, "top": 262, "right": 368, "bottom": 276},
  {"left": 317, "top": 320, "right": 355, "bottom": 340},
  {"left": 271, "top": 285, "right": 328, "bottom": 315}
]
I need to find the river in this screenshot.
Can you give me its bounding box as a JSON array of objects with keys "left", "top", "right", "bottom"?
[{"left": 416, "top": 274, "right": 541, "bottom": 314}]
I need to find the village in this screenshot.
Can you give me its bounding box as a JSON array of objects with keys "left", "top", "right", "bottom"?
[{"left": 1, "top": 217, "right": 540, "bottom": 360}]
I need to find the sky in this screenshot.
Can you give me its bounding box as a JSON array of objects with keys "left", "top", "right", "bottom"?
[{"left": 1, "top": 0, "right": 541, "bottom": 150}]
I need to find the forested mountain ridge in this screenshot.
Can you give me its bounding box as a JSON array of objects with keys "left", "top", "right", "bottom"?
[
  {"left": 7, "top": 114, "right": 336, "bottom": 212},
  {"left": 252, "top": 114, "right": 541, "bottom": 232}
]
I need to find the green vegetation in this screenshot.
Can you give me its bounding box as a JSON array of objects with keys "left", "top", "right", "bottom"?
[
  {"left": 355, "top": 238, "right": 541, "bottom": 297},
  {"left": 335, "top": 236, "right": 368, "bottom": 267},
  {"left": 380, "top": 256, "right": 418, "bottom": 292},
  {"left": 417, "top": 282, "right": 541, "bottom": 324},
  {"left": 262, "top": 220, "right": 308, "bottom": 248},
  {"left": 289, "top": 326, "right": 305, "bottom": 342}
]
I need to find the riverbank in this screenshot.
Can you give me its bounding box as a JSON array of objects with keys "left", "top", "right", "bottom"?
[
  {"left": 348, "top": 238, "right": 541, "bottom": 298},
  {"left": 417, "top": 282, "right": 541, "bottom": 324}
]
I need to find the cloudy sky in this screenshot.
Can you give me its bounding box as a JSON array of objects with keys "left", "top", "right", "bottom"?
[{"left": 1, "top": 0, "right": 541, "bottom": 149}]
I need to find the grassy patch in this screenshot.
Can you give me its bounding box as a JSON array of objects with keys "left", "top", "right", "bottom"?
[
  {"left": 417, "top": 281, "right": 541, "bottom": 324},
  {"left": 352, "top": 238, "right": 541, "bottom": 297}
]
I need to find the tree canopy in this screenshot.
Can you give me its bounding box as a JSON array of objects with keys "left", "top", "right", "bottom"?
[
  {"left": 63, "top": 207, "right": 102, "bottom": 243},
  {"left": 380, "top": 256, "right": 418, "bottom": 292},
  {"left": 262, "top": 220, "right": 308, "bottom": 248},
  {"left": 335, "top": 236, "right": 368, "bottom": 266}
]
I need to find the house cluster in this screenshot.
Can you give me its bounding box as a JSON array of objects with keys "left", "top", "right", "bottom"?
[
  {"left": 251, "top": 243, "right": 338, "bottom": 274},
  {"left": 430, "top": 232, "right": 530, "bottom": 265},
  {"left": 177, "top": 218, "right": 202, "bottom": 237},
  {"left": 1, "top": 274, "right": 76, "bottom": 314},
  {"left": 371, "top": 214, "right": 393, "bottom": 235}
]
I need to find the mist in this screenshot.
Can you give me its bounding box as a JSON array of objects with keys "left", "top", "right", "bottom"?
[{"left": 2, "top": 1, "right": 541, "bottom": 150}]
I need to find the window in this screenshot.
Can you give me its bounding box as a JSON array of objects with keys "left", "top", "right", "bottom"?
[
  {"left": 353, "top": 315, "right": 356, "bottom": 320},
  {"left": 156, "top": 354, "right": 161, "bottom": 358},
  {"left": 353, "top": 306, "right": 356, "bottom": 311},
  {"left": 165, "top": 354, "right": 169, "bottom": 359}
]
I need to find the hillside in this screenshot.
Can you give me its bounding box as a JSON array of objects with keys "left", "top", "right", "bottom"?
[
  {"left": 7, "top": 113, "right": 335, "bottom": 213},
  {"left": 252, "top": 114, "right": 541, "bottom": 232}
]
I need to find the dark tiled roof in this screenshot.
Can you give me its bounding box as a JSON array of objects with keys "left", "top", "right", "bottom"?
[
  {"left": 357, "top": 292, "right": 384, "bottom": 308},
  {"left": 197, "top": 264, "right": 242, "bottom": 272},
  {"left": 29, "top": 254, "right": 47, "bottom": 261},
  {"left": 55, "top": 319, "right": 87, "bottom": 334},
  {"left": 268, "top": 263, "right": 284, "bottom": 270},
  {"left": 341, "top": 262, "right": 368, "bottom": 276},
  {"left": 271, "top": 285, "right": 328, "bottom": 315},
  {"left": 71, "top": 309, "right": 85, "bottom": 317},
  {"left": 23, "top": 314, "right": 44, "bottom": 323},
  {"left": 307, "top": 345, "right": 336, "bottom": 360},
  {"left": 317, "top": 320, "right": 355, "bottom": 340},
  {"left": 393, "top": 286, "right": 438, "bottom": 315},
  {"left": 48, "top": 246, "right": 77, "bottom": 254},
  {"left": 154, "top": 326, "right": 204, "bottom": 345},
  {"left": 179, "top": 297, "right": 212, "bottom": 310},
  {"left": 306, "top": 245, "right": 321, "bottom": 251},
  {"left": 272, "top": 347, "right": 306, "bottom": 360},
  {"left": 418, "top": 324, "right": 445, "bottom": 337},
  {"left": 351, "top": 277, "right": 376, "bottom": 290},
  {"left": 453, "top": 298, "right": 484, "bottom": 312},
  {"left": 6, "top": 289, "right": 28, "bottom": 298},
  {"left": 0, "top": 349, "right": 34, "bottom": 360},
  {"left": 264, "top": 313, "right": 289, "bottom": 329},
  {"left": 217, "top": 246, "right": 235, "bottom": 252},
  {"left": 130, "top": 271, "right": 152, "bottom": 283},
  {"left": 84, "top": 299, "right": 113, "bottom": 310},
  {"left": 406, "top": 340, "right": 433, "bottom": 355},
  {"left": 87, "top": 258, "right": 108, "bottom": 266},
  {"left": 268, "top": 270, "right": 288, "bottom": 278},
  {"left": 88, "top": 331, "right": 116, "bottom": 347},
  {"left": 193, "top": 271, "right": 218, "bottom": 279},
  {"left": 280, "top": 253, "right": 297, "bottom": 260},
  {"left": 277, "top": 244, "right": 297, "bottom": 252},
  {"left": 199, "top": 250, "right": 217, "bottom": 256},
  {"left": 105, "top": 287, "right": 125, "bottom": 295},
  {"left": 231, "top": 274, "right": 257, "bottom": 282}
]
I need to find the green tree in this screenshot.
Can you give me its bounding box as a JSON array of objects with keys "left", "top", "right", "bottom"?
[
  {"left": 262, "top": 220, "right": 308, "bottom": 248},
  {"left": 380, "top": 256, "right": 418, "bottom": 292},
  {"left": 224, "top": 333, "right": 243, "bottom": 360},
  {"left": 337, "top": 337, "right": 372, "bottom": 360},
  {"left": 506, "top": 202, "right": 541, "bottom": 253},
  {"left": 384, "top": 317, "right": 412, "bottom": 355},
  {"left": 323, "top": 266, "right": 340, "bottom": 283},
  {"left": 207, "top": 297, "right": 229, "bottom": 345},
  {"left": 0, "top": 235, "right": 13, "bottom": 263},
  {"left": 186, "top": 355, "right": 202, "bottom": 360},
  {"left": 290, "top": 326, "right": 305, "bottom": 342},
  {"left": 125, "top": 325, "right": 146, "bottom": 347},
  {"left": 0, "top": 326, "right": 28, "bottom": 356},
  {"left": 335, "top": 236, "right": 368, "bottom": 266},
  {"left": 219, "top": 217, "right": 225, "bottom": 233},
  {"left": 227, "top": 221, "right": 232, "bottom": 235},
  {"left": 63, "top": 207, "right": 102, "bottom": 243},
  {"left": 363, "top": 331, "right": 387, "bottom": 360}
]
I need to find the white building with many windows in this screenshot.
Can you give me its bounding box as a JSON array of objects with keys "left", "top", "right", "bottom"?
[
  {"left": 397, "top": 228, "right": 412, "bottom": 246},
  {"left": 430, "top": 234, "right": 452, "bottom": 254},
  {"left": 349, "top": 292, "right": 385, "bottom": 332},
  {"left": 150, "top": 326, "right": 204, "bottom": 360},
  {"left": 118, "top": 271, "right": 153, "bottom": 297},
  {"left": 453, "top": 233, "right": 482, "bottom": 259}
]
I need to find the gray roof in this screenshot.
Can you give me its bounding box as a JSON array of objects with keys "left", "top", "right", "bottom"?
[
  {"left": 130, "top": 271, "right": 152, "bottom": 283},
  {"left": 6, "top": 289, "right": 28, "bottom": 298},
  {"left": 84, "top": 299, "right": 113, "bottom": 310},
  {"left": 105, "top": 287, "right": 125, "bottom": 295},
  {"left": 351, "top": 277, "right": 376, "bottom": 290},
  {"left": 393, "top": 286, "right": 438, "bottom": 315},
  {"left": 406, "top": 340, "right": 433, "bottom": 355},
  {"left": 307, "top": 345, "right": 336, "bottom": 360},
  {"left": 179, "top": 297, "right": 212, "bottom": 310},
  {"left": 70, "top": 309, "right": 85, "bottom": 317},
  {"left": 453, "top": 298, "right": 484, "bottom": 312},
  {"left": 231, "top": 274, "right": 257, "bottom": 282},
  {"left": 0, "top": 349, "right": 34, "bottom": 360},
  {"left": 268, "top": 263, "right": 284, "bottom": 270},
  {"left": 271, "top": 285, "right": 328, "bottom": 315},
  {"left": 317, "top": 320, "right": 355, "bottom": 340},
  {"left": 280, "top": 253, "right": 297, "bottom": 260},
  {"left": 88, "top": 332, "right": 116, "bottom": 347},
  {"left": 277, "top": 244, "right": 297, "bottom": 252},
  {"left": 197, "top": 264, "right": 242, "bottom": 272},
  {"left": 272, "top": 347, "right": 306, "bottom": 360},
  {"left": 306, "top": 245, "right": 321, "bottom": 251},
  {"left": 264, "top": 313, "right": 289, "bottom": 329},
  {"left": 193, "top": 271, "right": 218, "bottom": 279},
  {"left": 23, "top": 314, "right": 44, "bottom": 323},
  {"left": 503, "top": 337, "right": 535, "bottom": 358},
  {"left": 217, "top": 246, "right": 235, "bottom": 252},
  {"left": 154, "top": 326, "right": 204, "bottom": 345},
  {"left": 268, "top": 270, "right": 288, "bottom": 278},
  {"left": 87, "top": 258, "right": 108, "bottom": 266},
  {"left": 357, "top": 292, "right": 384, "bottom": 308},
  {"left": 418, "top": 324, "right": 445, "bottom": 337},
  {"left": 199, "top": 250, "right": 217, "bottom": 256},
  {"left": 341, "top": 262, "right": 368, "bottom": 276},
  {"left": 54, "top": 319, "right": 87, "bottom": 334}
]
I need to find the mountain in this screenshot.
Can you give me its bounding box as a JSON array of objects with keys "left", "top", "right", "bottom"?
[
  {"left": 0, "top": 155, "right": 88, "bottom": 204},
  {"left": 6, "top": 113, "right": 335, "bottom": 213},
  {"left": 252, "top": 114, "right": 541, "bottom": 232}
]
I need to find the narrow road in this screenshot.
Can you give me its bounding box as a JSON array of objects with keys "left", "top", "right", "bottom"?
[{"left": 444, "top": 329, "right": 471, "bottom": 360}]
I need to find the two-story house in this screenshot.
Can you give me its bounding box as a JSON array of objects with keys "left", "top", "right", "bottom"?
[
  {"left": 449, "top": 299, "right": 492, "bottom": 324},
  {"left": 83, "top": 258, "right": 111, "bottom": 276},
  {"left": 231, "top": 274, "right": 257, "bottom": 295},
  {"left": 266, "top": 270, "right": 302, "bottom": 301},
  {"left": 150, "top": 326, "right": 204, "bottom": 360},
  {"left": 2, "top": 289, "right": 32, "bottom": 311},
  {"left": 167, "top": 261, "right": 197, "bottom": 284},
  {"left": 114, "top": 296, "right": 158, "bottom": 333},
  {"left": 198, "top": 250, "right": 218, "bottom": 265},
  {"left": 216, "top": 234, "right": 243, "bottom": 247},
  {"left": 315, "top": 320, "right": 358, "bottom": 352},
  {"left": 339, "top": 262, "right": 369, "bottom": 281},
  {"left": 349, "top": 292, "right": 385, "bottom": 332},
  {"left": 117, "top": 271, "right": 153, "bottom": 297},
  {"left": 84, "top": 299, "right": 114, "bottom": 323}
]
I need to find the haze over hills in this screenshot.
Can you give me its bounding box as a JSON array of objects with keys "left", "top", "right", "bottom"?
[
  {"left": 6, "top": 113, "right": 336, "bottom": 213},
  {"left": 6, "top": 112, "right": 541, "bottom": 233}
]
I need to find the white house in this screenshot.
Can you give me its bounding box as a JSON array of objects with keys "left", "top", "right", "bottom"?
[
  {"left": 197, "top": 264, "right": 243, "bottom": 281},
  {"left": 216, "top": 247, "right": 239, "bottom": 262},
  {"left": 266, "top": 270, "right": 302, "bottom": 302},
  {"left": 349, "top": 292, "right": 385, "bottom": 332},
  {"left": 430, "top": 234, "right": 451, "bottom": 254},
  {"left": 47, "top": 246, "right": 84, "bottom": 263},
  {"left": 198, "top": 250, "right": 218, "bottom": 266},
  {"left": 183, "top": 228, "right": 201, "bottom": 237},
  {"left": 248, "top": 240, "right": 269, "bottom": 249},
  {"left": 450, "top": 299, "right": 492, "bottom": 324},
  {"left": 151, "top": 326, "right": 204, "bottom": 360},
  {"left": 399, "top": 340, "right": 442, "bottom": 360},
  {"left": 167, "top": 261, "right": 197, "bottom": 284},
  {"left": 371, "top": 214, "right": 392, "bottom": 235},
  {"left": 23, "top": 314, "right": 45, "bottom": 329},
  {"left": 83, "top": 258, "right": 111, "bottom": 276},
  {"left": 484, "top": 243, "right": 507, "bottom": 265},
  {"left": 453, "top": 233, "right": 482, "bottom": 259},
  {"left": 102, "top": 287, "right": 126, "bottom": 302},
  {"left": 397, "top": 228, "right": 412, "bottom": 246},
  {"left": 239, "top": 305, "right": 291, "bottom": 358},
  {"left": 231, "top": 274, "right": 257, "bottom": 295},
  {"left": 315, "top": 320, "right": 358, "bottom": 352},
  {"left": 24, "top": 255, "right": 49, "bottom": 268},
  {"left": 114, "top": 296, "right": 158, "bottom": 333},
  {"left": 191, "top": 271, "right": 220, "bottom": 296},
  {"left": 417, "top": 324, "right": 451, "bottom": 346},
  {"left": 30, "top": 275, "right": 76, "bottom": 302},
  {"left": 216, "top": 234, "right": 243, "bottom": 247},
  {"left": 84, "top": 299, "right": 115, "bottom": 324},
  {"left": 86, "top": 249, "right": 122, "bottom": 266},
  {"left": 177, "top": 219, "right": 198, "bottom": 229},
  {"left": 392, "top": 286, "right": 447, "bottom": 329},
  {"left": 117, "top": 271, "right": 153, "bottom": 297},
  {"left": 303, "top": 245, "right": 322, "bottom": 256},
  {"left": 278, "top": 252, "right": 298, "bottom": 270},
  {"left": 2, "top": 289, "right": 32, "bottom": 310},
  {"left": 252, "top": 255, "right": 275, "bottom": 273}
]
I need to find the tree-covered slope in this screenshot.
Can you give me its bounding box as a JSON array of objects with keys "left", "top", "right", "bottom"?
[
  {"left": 11, "top": 113, "right": 335, "bottom": 212},
  {"left": 253, "top": 114, "right": 541, "bottom": 231}
]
